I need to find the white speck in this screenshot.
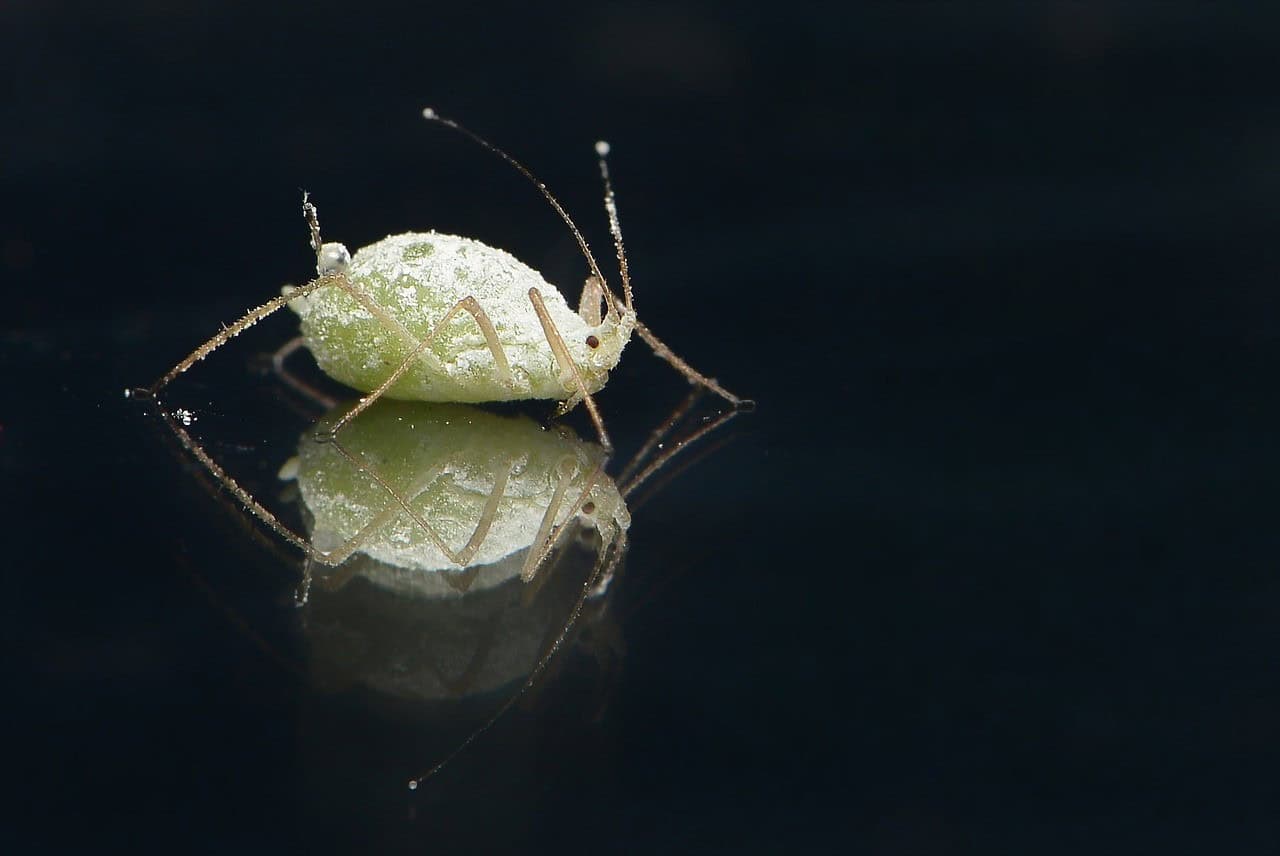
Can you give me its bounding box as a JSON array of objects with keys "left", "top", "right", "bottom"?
[
  {"left": 174, "top": 408, "right": 196, "bottom": 426},
  {"left": 422, "top": 107, "right": 437, "bottom": 120},
  {"left": 123, "top": 388, "right": 131, "bottom": 399},
  {"left": 595, "top": 140, "right": 610, "bottom": 157}
]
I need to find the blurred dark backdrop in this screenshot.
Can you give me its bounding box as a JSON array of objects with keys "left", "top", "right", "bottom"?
[{"left": 4, "top": 2, "right": 1280, "bottom": 853}]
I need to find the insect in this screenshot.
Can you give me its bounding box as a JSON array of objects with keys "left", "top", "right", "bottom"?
[{"left": 136, "top": 108, "right": 750, "bottom": 449}]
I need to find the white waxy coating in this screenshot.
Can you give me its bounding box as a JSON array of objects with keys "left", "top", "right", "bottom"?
[
  {"left": 290, "top": 402, "right": 628, "bottom": 584},
  {"left": 288, "top": 232, "right": 631, "bottom": 403}
]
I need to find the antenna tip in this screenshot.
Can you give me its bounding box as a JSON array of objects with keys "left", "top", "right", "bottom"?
[
  {"left": 422, "top": 107, "right": 437, "bottom": 120},
  {"left": 595, "top": 140, "right": 611, "bottom": 157},
  {"left": 407, "top": 779, "right": 419, "bottom": 790}
]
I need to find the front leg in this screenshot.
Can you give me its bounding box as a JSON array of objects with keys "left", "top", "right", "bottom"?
[{"left": 528, "top": 287, "right": 613, "bottom": 451}]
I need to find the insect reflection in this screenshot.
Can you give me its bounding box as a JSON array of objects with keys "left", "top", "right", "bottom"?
[{"left": 151, "top": 388, "right": 739, "bottom": 788}]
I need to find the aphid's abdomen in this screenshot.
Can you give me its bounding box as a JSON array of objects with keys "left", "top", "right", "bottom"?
[{"left": 289, "top": 232, "right": 601, "bottom": 403}]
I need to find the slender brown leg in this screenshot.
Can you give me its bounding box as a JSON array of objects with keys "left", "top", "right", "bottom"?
[
  {"left": 321, "top": 295, "right": 515, "bottom": 439},
  {"left": 137, "top": 274, "right": 337, "bottom": 398},
  {"left": 528, "top": 287, "right": 613, "bottom": 451},
  {"left": 271, "top": 335, "right": 338, "bottom": 410},
  {"left": 634, "top": 320, "right": 752, "bottom": 407}
]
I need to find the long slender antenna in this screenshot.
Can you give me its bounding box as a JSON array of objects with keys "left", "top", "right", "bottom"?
[
  {"left": 422, "top": 107, "right": 621, "bottom": 320},
  {"left": 594, "top": 140, "right": 633, "bottom": 313}
]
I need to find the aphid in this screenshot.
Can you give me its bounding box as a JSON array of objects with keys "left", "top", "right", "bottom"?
[{"left": 137, "top": 108, "right": 750, "bottom": 449}]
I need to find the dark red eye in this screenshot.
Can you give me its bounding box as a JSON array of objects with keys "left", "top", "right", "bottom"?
[
  {"left": 581, "top": 501, "right": 596, "bottom": 514},
  {"left": 586, "top": 335, "right": 600, "bottom": 349}
]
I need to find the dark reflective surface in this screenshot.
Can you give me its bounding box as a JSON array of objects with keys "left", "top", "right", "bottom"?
[{"left": 6, "top": 3, "right": 1280, "bottom": 852}]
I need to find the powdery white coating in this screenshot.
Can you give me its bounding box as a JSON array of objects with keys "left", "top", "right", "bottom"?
[
  {"left": 291, "top": 402, "right": 629, "bottom": 584},
  {"left": 288, "top": 232, "right": 632, "bottom": 403}
]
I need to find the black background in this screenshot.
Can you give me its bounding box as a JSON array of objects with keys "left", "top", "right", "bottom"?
[{"left": 4, "top": 2, "right": 1279, "bottom": 852}]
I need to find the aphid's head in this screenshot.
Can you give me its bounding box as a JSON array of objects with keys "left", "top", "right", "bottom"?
[
  {"left": 575, "top": 479, "right": 631, "bottom": 537},
  {"left": 578, "top": 310, "right": 635, "bottom": 385}
]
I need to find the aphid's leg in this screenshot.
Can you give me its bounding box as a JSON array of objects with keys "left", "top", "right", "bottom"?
[
  {"left": 528, "top": 287, "right": 613, "bottom": 451},
  {"left": 453, "top": 298, "right": 516, "bottom": 392},
  {"left": 633, "top": 319, "right": 753, "bottom": 408},
  {"left": 326, "top": 439, "right": 516, "bottom": 567},
  {"left": 553, "top": 393, "right": 583, "bottom": 419},
  {"left": 321, "top": 296, "right": 514, "bottom": 439},
  {"left": 577, "top": 275, "right": 604, "bottom": 326},
  {"left": 137, "top": 275, "right": 337, "bottom": 399},
  {"left": 270, "top": 335, "right": 338, "bottom": 410}
]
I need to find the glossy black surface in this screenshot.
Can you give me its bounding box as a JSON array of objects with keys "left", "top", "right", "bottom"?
[{"left": 5, "top": 3, "right": 1279, "bottom": 852}]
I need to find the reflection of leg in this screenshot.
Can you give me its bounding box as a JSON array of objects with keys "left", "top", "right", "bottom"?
[
  {"left": 325, "top": 442, "right": 515, "bottom": 568},
  {"left": 521, "top": 459, "right": 574, "bottom": 584},
  {"left": 323, "top": 295, "right": 515, "bottom": 439},
  {"left": 618, "top": 387, "right": 703, "bottom": 485},
  {"left": 528, "top": 287, "right": 612, "bottom": 451},
  {"left": 408, "top": 522, "right": 627, "bottom": 790},
  {"left": 521, "top": 457, "right": 607, "bottom": 587},
  {"left": 635, "top": 320, "right": 751, "bottom": 407},
  {"left": 154, "top": 407, "right": 326, "bottom": 562},
  {"left": 430, "top": 609, "right": 506, "bottom": 696}
]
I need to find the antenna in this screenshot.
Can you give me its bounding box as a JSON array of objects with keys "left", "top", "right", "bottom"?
[
  {"left": 302, "top": 191, "right": 322, "bottom": 268},
  {"left": 594, "top": 140, "right": 634, "bottom": 313},
  {"left": 422, "top": 107, "right": 622, "bottom": 320}
]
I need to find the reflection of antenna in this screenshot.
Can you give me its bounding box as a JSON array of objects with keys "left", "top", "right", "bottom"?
[
  {"left": 404, "top": 394, "right": 744, "bottom": 790},
  {"left": 407, "top": 527, "right": 628, "bottom": 790}
]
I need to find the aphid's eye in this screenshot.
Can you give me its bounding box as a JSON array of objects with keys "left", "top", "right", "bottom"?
[
  {"left": 581, "top": 501, "right": 596, "bottom": 515},
  {"left": 586, "top": 335, "right": 600, "bottom": 349},
  {"left": 318, "top": 242, "right": 351, "bottom": 276}
]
